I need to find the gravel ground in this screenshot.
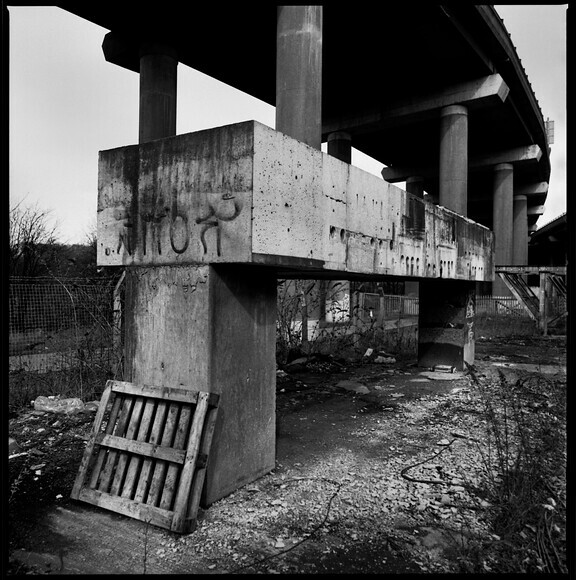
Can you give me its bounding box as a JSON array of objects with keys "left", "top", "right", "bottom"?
[{"left": 8, "top": 335, "right": 567, "bottom": 574}]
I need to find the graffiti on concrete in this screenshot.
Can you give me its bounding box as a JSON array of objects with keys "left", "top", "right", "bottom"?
[
  {"left": 103, "top": 192, "right": 243, "bottom": 261},
  {"left": 196, "top": 193, "right": 243, "bottom": 256}
]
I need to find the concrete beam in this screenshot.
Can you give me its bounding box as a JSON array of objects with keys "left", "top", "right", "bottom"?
[
  {"left": 527, "top": 205, "right": 545, "bottom": 216},
  {"left": 98, "top": 121, "right": 493, "bottom": 282},
  {"left": 516, "top": 182, "right": 549, "bottom": 196},
  {"left": 382, "top": 145, "right": 542, "bottom": 183},
  {"left": 322, "top": 74, "right": 509, "bottom": 137}
]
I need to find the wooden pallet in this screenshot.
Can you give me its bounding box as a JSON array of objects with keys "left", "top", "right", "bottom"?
[{"left": 71, "top": 380, "right": 219, "bottom": 534}]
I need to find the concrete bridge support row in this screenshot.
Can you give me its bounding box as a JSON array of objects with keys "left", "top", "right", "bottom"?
[{"left": 113, "top": 5, "right": 487, "bottom": 506}]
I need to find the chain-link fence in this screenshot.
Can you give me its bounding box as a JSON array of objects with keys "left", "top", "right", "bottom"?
[{"left": 9, "top": 276, "right": 122, "bottom": 374}]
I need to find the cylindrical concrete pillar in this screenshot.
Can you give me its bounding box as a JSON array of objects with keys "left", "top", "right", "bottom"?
[
  {"left": 439, "top": 105, "right": 468, "bottom": 215},
  {"left": 492, "top": 163, "right": 514, "bottom": 295},
  {"left": 406, "top": 176, "right": 425, "bottom": 198},
  {"left": 276, "top": 6, "right": 323, "bottom": 149},
  {"left": 326, "top": 132, "right": 352, "bottom": 322},
  {"left": 405, "top": 176, "right": 424, "bottom": 298},
  {"left": 139, "top": 43, "right": 178, "bottom": 144},
  {"left": 327, "top": 132, "right": 352, "bottom": 163},
  {"left": 513, "top": 194, "right": 529, "bottom": 266}
]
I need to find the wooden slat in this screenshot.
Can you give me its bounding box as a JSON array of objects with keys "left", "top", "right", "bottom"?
[
  {"left": 109, "top": 396, "right": 146, "bottom": 496},
  {"left": 146, "top": 402, "right": 180, "bottom": 506},
  {"left": 70, "top": 383, "right": 113, "bottom": 500},
  {"left": 110, "top": 380, "right": 219, "bottom": 406},
  {"left": 120, "top": 398, "right": 157, "bottom": 499},
  {"left": 97, "top": 394, "right": 135, "bottom": 492},
  {"left": 170, "top": 392, "right": 210, "bottom": 532},
  {"left": 95, "top": 433, "right": 186, "bottom": 464},
  {"left": 78, "top": 487, "right": 173, "bottom": 530},
  {"left": 185, "top": 403, "right": 220, "bottom": 531},
  {"left": 88, "top": 393, "right": 123, "bottom": 489},
  {"left": 133, "top": 400, "right": 169, "bottom": 503},
  {"left": 159, "top": 404, "right": 192, "bottom": 511}
]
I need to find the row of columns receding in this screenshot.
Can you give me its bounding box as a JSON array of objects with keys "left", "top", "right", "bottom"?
[{"left": 328, "top": 105, "right": 529, "bottom": 296}]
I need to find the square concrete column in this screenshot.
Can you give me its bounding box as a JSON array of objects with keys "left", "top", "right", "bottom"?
[
  {"left": 439, "top": 105, "right": 468, "bottom": 216},
  {"left": 124, "top": 266, "right": 277, "bottom": 505},
  {"left": 513, "top": 194, "right": 528, "bottom": 265},
  {"left": 418, "top": 280, "right": 475, "bottom": 371},
  {"left": 492, "top": 163, "right": 514, "bottom": 295}
]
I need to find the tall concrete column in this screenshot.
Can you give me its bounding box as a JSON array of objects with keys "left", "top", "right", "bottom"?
[
  {"left": 492, "top": 163, "right": 514, "bottom": 295},
  {"left": 405, "top": 176, "right": 424, "bottom": 298},
  {"left": 326, "top": 132, "right": 352, "bottom": 323},
  {"left": 439, "top": 105, "right": 468, "bottom": 215},
  {"left": 406, "top": 176, "right": 425, "bottom": 198},
  {"left": 276, "top": 5, "right": 323, "bottom": 148},
  {"left": 327, "top": 131, "right": 352, "bottom": 163},
  {"left": 138, "top": 43, "right": 178, "bottom": 144},
  {"left": 127, "top": 43, "right": 277, "bottom": 507},
  {"left": 513, "top": 194, "right": 528, "bottom": 265},
  {"left": 419, "top": 107, "right": 473, "bottom": 370},
  {"left": 277, "top": 6, "right": 323, "bottom": 345}
]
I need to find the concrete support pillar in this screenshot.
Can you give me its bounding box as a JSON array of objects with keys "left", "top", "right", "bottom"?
[
  {"left": 406, "top": 176, "right": 425, "bottom": 198},
  {"left": 327, "top": 131, "right": 352, "bottom": 163},
  {"left": 276, "top": 6, "right": 323, "bottom": 347},
  {"left": 439, "top": 105, "right": 468, "bottom": 215},
  {"left": 513, "top": 194, "right": 529, "bottom": 266},
  {"left": 128, "top": 44, "right": 277, "bottom": 506},
  {"left": 326, "top": 131, "right": 352, "bottom": 322},
  {"left": 276, "top": 5, "right": 323, "bottom": 148},
  {"left": 418, "top": 280, "right": 475, "bottom": 371},
  {"left": 405, "top": 176, "right": 424, "bottom": 298},
  {"left": 492, "top": 163, "right": 514, "bottom": 295},
  {"left": 138, "top": 43, "right": 178, "bottom": 143}
]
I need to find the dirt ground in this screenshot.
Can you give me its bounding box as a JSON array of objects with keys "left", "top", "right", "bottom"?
[{"left": 7, "top": 334, "right": 567, "bottom": 575}]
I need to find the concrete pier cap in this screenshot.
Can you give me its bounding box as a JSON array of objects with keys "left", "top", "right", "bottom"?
[{"left": 97, "top": 120, "right": 494, "bottom": 282}]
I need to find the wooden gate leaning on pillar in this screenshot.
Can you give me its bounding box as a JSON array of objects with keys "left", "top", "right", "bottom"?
[{"left": 71, "top": 380, "right": 219, "bottom": 533}]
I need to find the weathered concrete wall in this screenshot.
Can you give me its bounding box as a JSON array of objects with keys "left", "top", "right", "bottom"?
[{"left": 98, "top": 121, "right": 493, "bottom": 281}]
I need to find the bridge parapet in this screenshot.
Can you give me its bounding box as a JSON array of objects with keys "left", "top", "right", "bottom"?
[{"left": 97, "top": 121, "right": 493, "bottom": 281}]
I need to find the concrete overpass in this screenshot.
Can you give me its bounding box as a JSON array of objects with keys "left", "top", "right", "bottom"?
[{"left": 56, "top": 4, "right": 552, "bottom": 510}]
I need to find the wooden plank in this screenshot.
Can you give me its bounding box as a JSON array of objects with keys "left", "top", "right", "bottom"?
[
  {"left": 146, "top": 402, "right": 180, "bottom": 506},
  {"left": 78, "top": 487, "right": 173, "bottom": 530},
  {"left": 133, "top": 400, "right": 169, "bottom": 503},
  {"left": 95, "top": 433, "right": 186, "bottom": 464},
  {"left": 97, "top": 394, "right": 135, "bottom": 492},
  {"left": 88, "top": 393, "right": 123, "bottom": 489},
  {"left": 120, "top": 398, "right": 157, "bottom": 499},
  {"left": 185, "top": 403, "right": 220, "bottom": 531},
  {"left": 170, "top": 392, "right": 210, "bottom": 532},
  {"left": 110, "top": 380, "right": 204, "bottom": 404},
  {"left": 159, "top": 404, "right": 193, "bottom": 511},
  {"left": 109, "top": 396, "right": 146, "bottom": 496},
  {"left": 70, "top": 383, "right": 113, "bottom": 500}
]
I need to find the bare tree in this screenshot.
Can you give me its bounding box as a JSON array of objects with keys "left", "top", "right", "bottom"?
[{"left": 9, "top": 200, "right": 60, "bottom": 277}]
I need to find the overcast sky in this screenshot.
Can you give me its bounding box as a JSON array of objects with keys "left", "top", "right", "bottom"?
[{"left": 8, "top": 5, "right": 567, "bottom": 245}]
